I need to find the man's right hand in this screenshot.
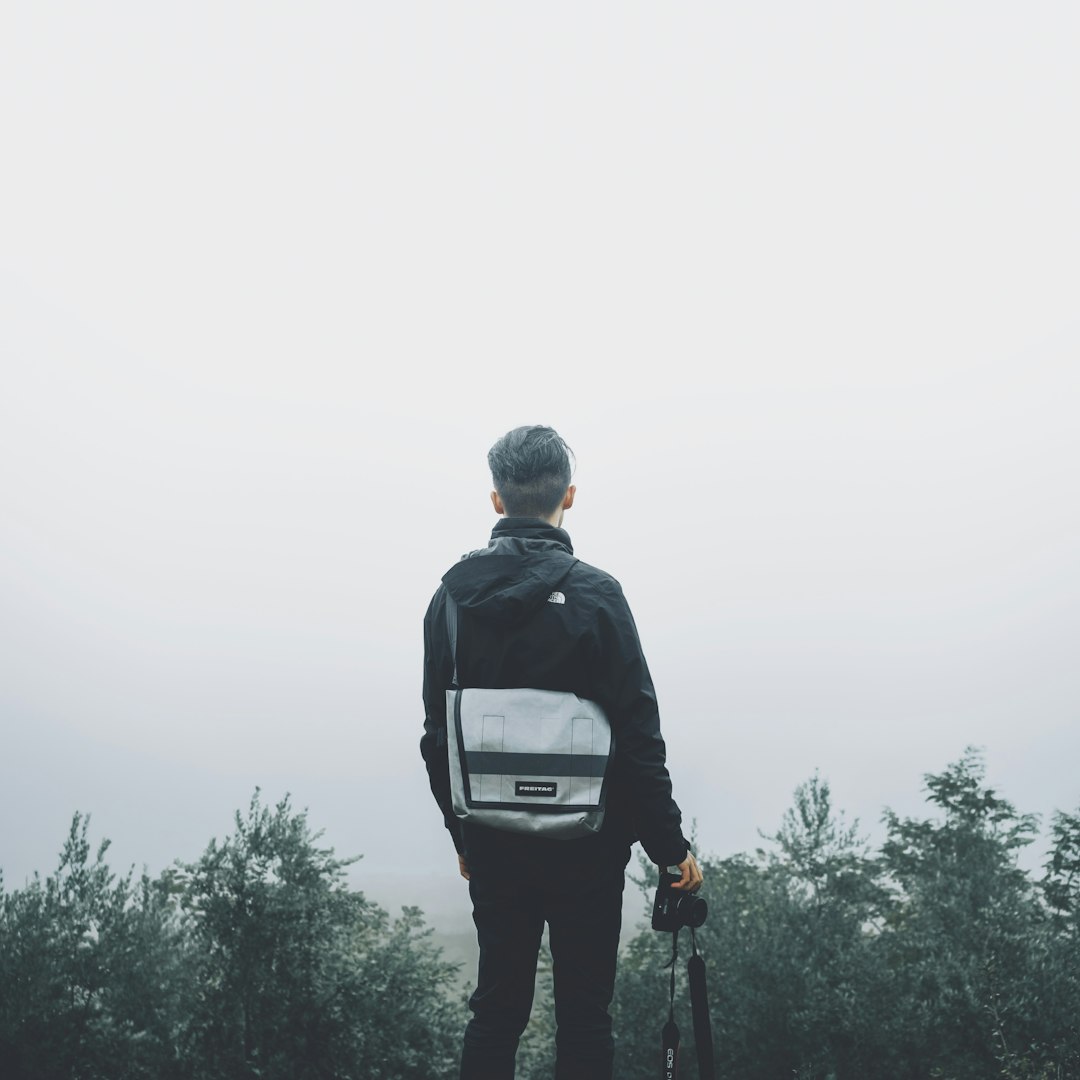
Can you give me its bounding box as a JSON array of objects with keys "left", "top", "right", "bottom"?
[
  {"left": 458, "top": 854, "right": 470, "bottom": 881},
  {"left": 670, "top": 852, "right": 703, "bottom": 892}
]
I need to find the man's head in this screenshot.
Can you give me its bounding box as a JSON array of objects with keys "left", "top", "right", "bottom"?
[{"left": 487, "top": 425, "right": 576, "bottom": 525}]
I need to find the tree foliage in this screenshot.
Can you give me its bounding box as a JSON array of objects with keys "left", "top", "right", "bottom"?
[
  {"left": 602, "top": 751, "right": 1080, "bottom": 1080},
  {"left": 3, "top": 755, "right": 1078, "bottom": 1079},
  {"left": 0, "top": 793, "right": 462, "bottom": 1080}
]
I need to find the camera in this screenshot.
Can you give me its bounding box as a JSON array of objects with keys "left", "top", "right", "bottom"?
[{"left": 651, "top": 866, "right": 707, "bottom": 931}]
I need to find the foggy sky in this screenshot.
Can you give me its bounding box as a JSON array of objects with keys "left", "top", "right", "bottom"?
[{"left": 2, "top": 3, "right": 1078, "bottom": 925}]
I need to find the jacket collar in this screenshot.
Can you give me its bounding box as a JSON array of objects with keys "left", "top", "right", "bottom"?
[{"left": 490, "top": 516, "right": 574, "bottom": 555}]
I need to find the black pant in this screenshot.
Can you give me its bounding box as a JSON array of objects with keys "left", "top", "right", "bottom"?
[{"left": 460, "top": 835, "right": 630, "bottom": 1080}]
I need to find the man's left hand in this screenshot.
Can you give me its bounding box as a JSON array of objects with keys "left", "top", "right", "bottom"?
[{"left": 670, "top": 852, "right": 703, "bottom": 892}]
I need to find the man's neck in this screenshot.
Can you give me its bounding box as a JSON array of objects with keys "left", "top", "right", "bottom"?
[{"left": 500, "top": 513, "right": 562, "bottom": 528}]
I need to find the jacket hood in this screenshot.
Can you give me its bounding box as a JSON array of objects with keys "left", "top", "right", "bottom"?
[{"left": 441, "top": 519, "right": 577, "bottom": 626}]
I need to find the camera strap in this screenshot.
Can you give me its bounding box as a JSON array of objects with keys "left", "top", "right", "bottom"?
[
  {"left": 688, "top": 927, "right": 716, "bottom": 1080},
  {"left": 661, "top": 927, "right": 716, "bottom": 1080},
  {"left": 662, "top": 931, "right": 680, "bottom": 1080}
]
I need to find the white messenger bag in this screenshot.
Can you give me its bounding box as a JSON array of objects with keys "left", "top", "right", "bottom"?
[{"left": 444, "top": 594, "right": 614, "bottom": 839}]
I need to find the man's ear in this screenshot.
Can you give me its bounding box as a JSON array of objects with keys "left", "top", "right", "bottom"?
[
  {"left": 563, "top": 485, "right": 576, "bottom": 511},
  {"left": 490, "top": 490, "right": 506, "bottom": 515}
]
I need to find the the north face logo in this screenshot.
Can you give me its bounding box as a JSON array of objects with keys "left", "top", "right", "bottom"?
[{"left": 547, "top": 591, "right": 566, "bottom": 605}]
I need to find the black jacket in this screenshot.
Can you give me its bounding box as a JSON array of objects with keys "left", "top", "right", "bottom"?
[{"left": 420, "top": 517, "right": 688, "bottom": 868}]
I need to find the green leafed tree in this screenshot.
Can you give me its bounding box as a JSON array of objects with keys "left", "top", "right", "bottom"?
[
  {"left": 875, "top": 747, "right": 1048, "bottom": 1079},
  {"left": 1012, "top": 806, "right": 1080, "bottom": 1078},
  {"left": 0, "top": 793, "right": 465, "bottom": 1080},
  {"left": 604, "top": 751, "right": 1079, "bottom": 1080},
  {"left": 172, "top": 789, "right": 463, "bottom": 1080},
  {"left": 6, "top": 762, "right": 1079, "bottom": 1079},
  {"left": 609, "top": 779, "right": 885, "bottom": 1080},
  {"left": 0, "top": 813, "right": 188, "bottom": 1080}
]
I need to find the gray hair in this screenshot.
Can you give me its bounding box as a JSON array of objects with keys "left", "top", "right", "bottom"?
[{"left": 487, "top": 425, "right": 575, "bottom": 519}]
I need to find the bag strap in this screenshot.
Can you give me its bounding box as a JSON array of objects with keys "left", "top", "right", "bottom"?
[{"left": 445, "top": 592, "right": 460, "bottom": 691}]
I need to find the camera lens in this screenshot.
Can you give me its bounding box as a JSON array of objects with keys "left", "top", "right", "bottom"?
[{"left": 676, "top": 892, "right": 707, "bottom": 928}]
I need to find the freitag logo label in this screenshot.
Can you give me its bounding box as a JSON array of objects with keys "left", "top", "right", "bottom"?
[{"left": 515, "top": 781, "right": 557, "bottom": 797}]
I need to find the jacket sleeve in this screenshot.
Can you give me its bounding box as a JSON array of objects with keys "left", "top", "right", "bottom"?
[
  {"left": 592, "top": 578, "right": 688, "bottom": 868},
  {"left": 420, "top": 588, "right": 464, "bottom": 855}
]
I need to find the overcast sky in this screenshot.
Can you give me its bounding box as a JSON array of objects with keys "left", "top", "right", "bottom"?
[{"left": 2, "top": 3, "right": 1078, "bottom": 928}]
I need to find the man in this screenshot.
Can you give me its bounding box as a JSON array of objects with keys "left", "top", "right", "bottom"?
[{"left": 421, "top": 425, "right": 702, "bottom": 1080}]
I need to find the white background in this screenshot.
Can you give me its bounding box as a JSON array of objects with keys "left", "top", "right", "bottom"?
[{"left": 2, "top": 4, "right": 1078, "bottom": 933}]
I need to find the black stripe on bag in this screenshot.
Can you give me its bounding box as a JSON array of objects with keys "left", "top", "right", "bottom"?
[
  {"left": 463, "top": 798, "right": 604, "bottom": 813},
  {"left": 465, "top": 751, "right": 609, "bottom": 777}
]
